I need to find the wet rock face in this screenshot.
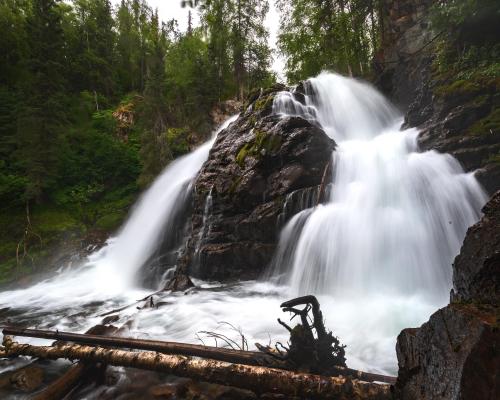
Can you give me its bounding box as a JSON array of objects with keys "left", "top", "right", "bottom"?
[
  {"left": 452, "top": 191, "right": 500, "bottom": 305},
  {"left": 395, "top": 304, "right": 498, "bottom": 400},
  {"left": 395, "top": 192, "right": 500, "bottom": 400},
  {"left": 174, "top": 87, "right": 335, "bottom": 282},
  {"left": 410, "top": 79, "right": 500, "bottom": 195}
]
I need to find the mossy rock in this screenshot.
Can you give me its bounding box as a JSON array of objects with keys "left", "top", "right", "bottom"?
[
  {"left": 468, "top": 106, "right": 500, "bottom": 136},
  {"left": 95, "top": 212, "right": 125, "bottom": 231},
  {"left": 236, "top": 129, "right": 282, "bottom": 168},
  {"left": 254, "top": 94, "right": 275, "bottom": 113},
  {"left": 486, "top": 150, "right": 500, "bottom": 165},
  {"left": 434, "top": 79, "right": 483, "bottom": 98},
  {"left": 228, "top": 176, "right": 243, "bottom": 195}
]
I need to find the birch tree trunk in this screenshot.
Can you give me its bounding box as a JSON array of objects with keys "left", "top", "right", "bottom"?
[{"left": 2, "top": 337, "right": 391, "bottom": 400}]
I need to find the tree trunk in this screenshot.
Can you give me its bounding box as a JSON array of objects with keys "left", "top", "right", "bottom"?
[
  {"left": 2, "top": 327, "right": 396, "bottom": 384},
  {"left": 2, "top": 337, "right": 391, "bottom": 400},
  {"left": 30, "top": 325, "right": 114, "bottom": 400},
  {"left": 2, "top": 327, "right": 276, "bottom": 368}
]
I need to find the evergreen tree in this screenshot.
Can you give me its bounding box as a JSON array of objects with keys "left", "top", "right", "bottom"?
[
  {"left": 16, "top": 0, "right": 68, "bottom": 201},
  {"left": 71, "top": 0, "right": 115, "bottom": 102},
  {"left": 184, "top": 0, "right": 273, "bottom": 99},
  {"left": 231, "top": 0, "right": 272, "bottom": 99},
  {"left": 138, "top": 10, "right": 171, "bottom": 186}
]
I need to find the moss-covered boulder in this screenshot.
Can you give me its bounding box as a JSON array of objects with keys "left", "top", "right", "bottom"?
[{"left": 170, "top": 87, "right": 335, "bottom": 282}]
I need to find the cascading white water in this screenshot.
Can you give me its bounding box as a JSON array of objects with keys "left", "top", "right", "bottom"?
[
  {"left": 269, "top": 72, "right": 487, "bottom": 354},
  {"left": 271, "top": 73, "right": 486, "bottom": 303},
  {"left": 0, "top": 116, "right": 240, "bottom": 338}
]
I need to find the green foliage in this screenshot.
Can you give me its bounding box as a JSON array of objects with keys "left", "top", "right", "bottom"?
[
  {"left": 0, "top": 0, "right": 276, "bottom": 282},
  {"left": 431, "top": 0, "right": 500, "bottom": 77},
  {"left": 469, "top": 107, "right": 500, "bottom": 137},
  {"left": 186, "top": 0, "right": 274, "bottom": 99},
  {"left": 166, "top": 128, "right": 191, "bottom": 158},
  {"left": 276, "top": 0, "right": 383, "bottom": 82},
  {"left": 430, "top": 0, "right": 499, "bottom": 34}
]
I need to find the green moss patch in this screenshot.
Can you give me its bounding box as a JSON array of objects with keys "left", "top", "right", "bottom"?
[
  {"left": 254, "top": 94, "right": 275, "bottom": 112},
  {"left": 236, "top": 130, "right": 282, "bottom": 168},
  {"left": 434, "top": 79, "right": 483, "bottom": 98},
  {"left": 166, "top": 127, "right": 191, "bottom": 158},
  {"left": 468, "top": 106, "right": 500, "bottom": 136}
]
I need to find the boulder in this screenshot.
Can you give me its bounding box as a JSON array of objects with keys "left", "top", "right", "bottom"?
[
  {"left": 452, "top": 191, "right": 500, "bottom": 305},
  {"left": 395, "top": 304, "right": 498, "bottom": 400},
  {"left": 170, "top": 87, "right": 335, "bottom": 283}
]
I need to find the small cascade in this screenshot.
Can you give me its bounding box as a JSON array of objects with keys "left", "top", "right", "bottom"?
[
  {"left": 191, "top": 186, "right": 214, "bottom": 275},
  {"left": 92, "top": 115, "right": 239, "bottom": 290},
  {"left": 197, "top": 186, "right": 214, "bottom": 252},
  {"left": 276, "top": 186, "right": 322, "bottom": 227}
]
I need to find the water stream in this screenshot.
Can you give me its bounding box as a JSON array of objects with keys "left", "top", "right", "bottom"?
[{"left": 0, "top": 73, "right": 487, "bottom": 385}]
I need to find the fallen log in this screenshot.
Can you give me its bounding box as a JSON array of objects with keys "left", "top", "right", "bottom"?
[
  {"left": 2, "top": 336, "right": 391, "bottom": 400},
  {"left": 2, "top": 327, "right": 276, "bottom": 368},
  {"left": 1, "top": 326, "right": 396, "bottom": 384},
  {"left": 30, "top": 325, "right": 114, "bottom": 400}
]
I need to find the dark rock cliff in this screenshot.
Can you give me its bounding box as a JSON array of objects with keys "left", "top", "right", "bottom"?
[
  {"left": 168, "top": 87, "right": 335, "bottom": 288},
  {"left": 394, "top": 192, "right": 500, "bottom": 400},
  {"left": 377, "top": 0, "right": 500, "bottom": 195}
]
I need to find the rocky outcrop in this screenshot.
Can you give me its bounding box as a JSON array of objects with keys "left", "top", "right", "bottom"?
[
  {"left": 409, "top": 73, "right": 500, "bottom": 195},
  {"left": 377, "top": 0, "right": 500, "bottom": 195},
  {"left": 375, "top": 0, "right": 434, "bottom": 109},
  {"left": 170, "top": 86, "right": 335, "bottom": 283},
  {"left": 394, "top": 192, "right": 500, "bottom": 399},
  {"left": 452, "top": 192, "right": 500, "bottom": 305}
]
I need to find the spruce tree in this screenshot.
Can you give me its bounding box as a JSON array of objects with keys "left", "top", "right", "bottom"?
[
  {"left": 16, "top": 0, "right": 68, "bottom": 201},
  {"left": 138, "top": 10, "right": 171, "bottom": 186}
]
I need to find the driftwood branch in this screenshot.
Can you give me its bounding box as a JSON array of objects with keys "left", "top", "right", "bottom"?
[{"left": 2, "top": 336, "right": 391, "bottom": 400}]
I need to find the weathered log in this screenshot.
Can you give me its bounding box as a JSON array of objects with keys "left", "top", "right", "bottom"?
[
  {"left": 2, "top": 327, "right": 276, "bottom": 367},
  {"left": 30, "top": 325, "right": 114, "bottom": 400},
  {"left": 2, "top": 336, "right": 391, "bottom": 400},
  {"left": 1, "top": 326, "right": 396, "bottom": 384}
]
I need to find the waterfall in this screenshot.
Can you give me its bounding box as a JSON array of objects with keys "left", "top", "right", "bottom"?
[
  {"left": 270, "top": 72, "right": 487, "bottom": 303},
  {"left": 94, "top": 114, "right": 239, "bottom": 290},
  {"left": 0, "top": 74, "right": 488, "bottom": 377}
]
